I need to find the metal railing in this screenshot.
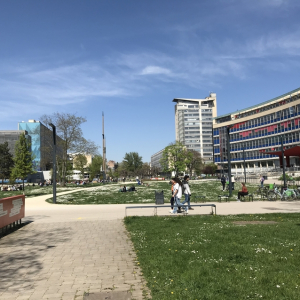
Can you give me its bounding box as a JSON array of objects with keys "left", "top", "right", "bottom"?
[{"left": 125, "top": 204, "right": 216, "bottom": 216}]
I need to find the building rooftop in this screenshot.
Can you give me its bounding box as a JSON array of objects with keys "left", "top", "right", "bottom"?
[{"left": 215, "top": 87, "right": 300, "bottom": 120}]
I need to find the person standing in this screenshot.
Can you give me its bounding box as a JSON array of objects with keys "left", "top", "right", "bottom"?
[
  {"left": 231, "top": 175, "right": 235, "bottom": 190},
  {"left": 169, "top": 177, "right": 186, "bottom": 214},
  {"left": 260, "top": 176, "right": 265, "bottom": 187},
  {"left": 182, "top": 175, "right": 193, "bottom": 210},
  {"left": 221, "top": 175, "right": 226, "bottom": 191},
  {"left": 170, "top": 179, "right": 175, "bottom": 210}
]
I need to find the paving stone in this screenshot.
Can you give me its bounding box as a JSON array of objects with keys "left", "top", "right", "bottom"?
[
  {"left": 0, "top": 219, "right": 147, "bottom": 300},
  {"left": 15, "top": 296, "right": 32, "bottom": 300},
  {"left": 0, "top": 293, "right": 20, "bottom": 300}
]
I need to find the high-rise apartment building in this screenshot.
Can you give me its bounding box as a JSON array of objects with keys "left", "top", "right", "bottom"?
[{"left": 173, "top": 93, "right": 217, "bottom": 163}]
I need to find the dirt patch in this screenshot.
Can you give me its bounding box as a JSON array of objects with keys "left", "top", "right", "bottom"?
[{"left": 233, "top": 221, "right": 278, "bottom": 225}]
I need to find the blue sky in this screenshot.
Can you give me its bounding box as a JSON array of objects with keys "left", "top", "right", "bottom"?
[{"left": 1, "top": 0, "right": 300, "bottom": 162}]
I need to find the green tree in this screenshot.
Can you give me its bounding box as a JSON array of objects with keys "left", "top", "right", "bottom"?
[
  {"left": 203, "top": 163, "right": 218, "bottom": 176},
  {"left": 150, "top": 165, "right": 161, "bottom": 177},
  {"left": 160, "top": 141, "right": 190, "bottom": 177},
  {"left": 88, "top": 155, "right": 103, "bottom": 180},
  {"left": 137, "top": 162, "right": 151, "bottom": 179},
  {"left": 118, "top": 162, "right": 129, "bottom": 178},
  {"left": 0, "top": 142, "right": 14, "bottom": 185},
  {"left": 123, "top": 152, "right": 143, "bottom": 174},
  {"left": 73, "top": 154, "right": 88, "bottom": 179},
  {"left": 11, "top": 133, "right": 35, "bottom": 191},
  {"left": 186, "top": 150, "right": 203, "bottom": 176}
]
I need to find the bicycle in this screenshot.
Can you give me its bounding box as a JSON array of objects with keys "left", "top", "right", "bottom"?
[
  {"left": 292, "top": 188, "right": 300, "bottom": 199},
  {"left": 267, "top": 184, "right": 296, "bottom": 201}
]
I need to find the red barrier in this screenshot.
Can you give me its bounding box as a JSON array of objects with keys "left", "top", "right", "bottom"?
[{"left": 0, "top": 195, "right": 25, "bottom": 229}]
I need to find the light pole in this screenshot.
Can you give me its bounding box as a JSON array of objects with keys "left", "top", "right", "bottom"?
[
  {"left": 49, "top": 123, "right": 56, "bottom": 204},
  {"left": 280, "top": 135, "right": 287, "bottom": 188},
  {"left": 226, "top": 125, "right": 234, "bottom": 197},
  {"left": 102, "top": 112, "right": 106, "bottom": 183},
  {"left": 243, "top": 145, "right": 246, "bottom": 183}
]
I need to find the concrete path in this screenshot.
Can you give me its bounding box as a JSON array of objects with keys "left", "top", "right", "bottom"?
[{"left": 1, "top": 188, "right": 300, "bottom": 300}]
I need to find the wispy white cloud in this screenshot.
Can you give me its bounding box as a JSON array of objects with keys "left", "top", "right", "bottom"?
[
  {"left": 141, "top": 66, "right": 171, "bottom": 75},
  {"left": 1, "top": 22, "right": 300, "bottom": 123}
]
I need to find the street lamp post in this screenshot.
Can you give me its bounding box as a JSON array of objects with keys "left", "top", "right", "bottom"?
[
  {"left": 243, "top": 145, "right": 246, "bottom": 183},
  {"left": 49, "top": 123, "right": 56, "bottom": 204},
  {"left": 226, "top": 125, "right": 234, "bottom": 197},
  {"left": 281, "top": 135, "right": 287, "bottom": 189}
]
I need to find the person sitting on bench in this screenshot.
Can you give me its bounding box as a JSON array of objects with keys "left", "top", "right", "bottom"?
[{"left": 237, "top": 183, "right": 248, "bottom": 202}]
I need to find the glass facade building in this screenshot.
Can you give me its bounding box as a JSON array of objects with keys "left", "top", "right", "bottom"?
[
  {"left": 213, "top": 87, "right": 300, "bottom": 172},
  {"left": 18, "top": 120, "right": 61, "bottom": 171}
]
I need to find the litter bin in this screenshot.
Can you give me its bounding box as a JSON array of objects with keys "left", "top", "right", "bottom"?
[
  {"left": 155, "top": 190, "right": 164, "bottom": 205},
  {"left": 269, "top": 183, "right": 274, "bottom": 190}
]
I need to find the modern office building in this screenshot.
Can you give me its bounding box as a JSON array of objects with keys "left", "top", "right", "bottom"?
[
  {"left": 0, "top": 130, "right": 31, "bottom": 156},
  {"left": 213, "top": 87, "right": 300, "bottom": 173},
  {"left": 18, "top": 119, "right": 63, "bottom": 171},
  {"left": 150, "top": 149, "right": 164, "bottom": 169},
  {"left": 173, "top": 93, "right": 217, "bottom": 163}
]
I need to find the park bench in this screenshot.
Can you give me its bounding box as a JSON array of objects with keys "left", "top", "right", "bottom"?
[
  {"left": 125, "top": 204, "right": 216, "bottom": 217},
  {"left": 240, "top": 193, "right": 254, "bottom": 202},
  {"left": 218, "top": 194, "right": 229, "bottom": 202}
]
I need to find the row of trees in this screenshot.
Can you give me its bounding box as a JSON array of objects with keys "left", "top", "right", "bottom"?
[
  {"left": 105, "top": 152, "right": 152, "bottom": 179},
  {"left": 105, "top": 141, "right": 216, "bottom": 180},
  {"left": 103, "top": 141, "right": 218, "bottom": 180},
  {"left": 69, "top": 152, "right": 151, "bottom": 180},
  {"left": 0, "top": 134, "right": 36, "bottom": 190}
]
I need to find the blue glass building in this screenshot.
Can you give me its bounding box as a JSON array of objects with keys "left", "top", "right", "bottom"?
[{"left": 18, "top": 120, "right": 56, "bottom": 171}]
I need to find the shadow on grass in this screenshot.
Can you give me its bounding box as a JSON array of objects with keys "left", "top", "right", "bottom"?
[{"left": 0, "top": 221, "right": 73, "bottom": 293}]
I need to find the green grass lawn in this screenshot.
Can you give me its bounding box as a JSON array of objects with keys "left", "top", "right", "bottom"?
[
  {"left": 44, "top": 179, "right": 267, "bottom": 205},
  {"left": 125, "top": 213, "right": 300, "bottom": 300},
  {"left": 0, "top": 182, "right": 106, "bottom": 199}
]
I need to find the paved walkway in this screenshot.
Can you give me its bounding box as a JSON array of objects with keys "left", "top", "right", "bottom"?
[
  {"left": 0, "top": 191, "right": 150, "bottom": 300},
  {"left": 1, "top": 187, "right": 300, "bottom": 300}
]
